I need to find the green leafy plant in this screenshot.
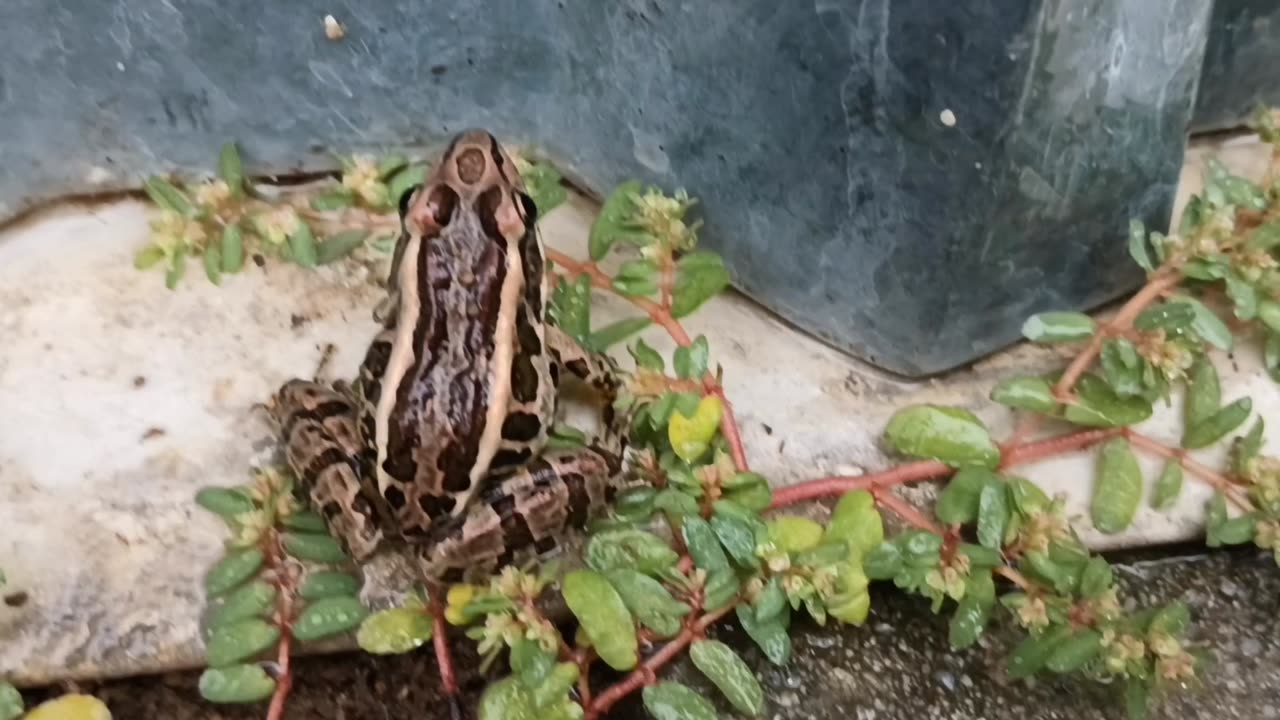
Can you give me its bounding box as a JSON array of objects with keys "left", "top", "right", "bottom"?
[
  {"left": 193, "top": 469, "right": 366, "bottom": 715},
  {"left": 170, "top": 107, "right": 1280, "bottom": 720}
]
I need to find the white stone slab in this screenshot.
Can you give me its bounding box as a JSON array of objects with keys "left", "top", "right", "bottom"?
[{"left": 2, "top": 137, "right": 1277, "bottom": 684}]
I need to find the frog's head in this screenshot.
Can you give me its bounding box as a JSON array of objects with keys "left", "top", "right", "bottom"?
[{"left": 402, "top": 129, "right": 536, "bottom": 246}]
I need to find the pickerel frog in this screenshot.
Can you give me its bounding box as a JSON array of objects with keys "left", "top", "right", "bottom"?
[{"left": 271, "top": 130, "right": 628, "bottom": 582}]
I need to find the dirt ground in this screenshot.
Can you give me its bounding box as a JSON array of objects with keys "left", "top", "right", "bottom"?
[{"left": 15, "top": 544, "right": 1280, "bottom": 720}]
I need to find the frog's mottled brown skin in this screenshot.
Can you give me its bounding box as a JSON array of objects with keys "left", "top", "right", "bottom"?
[{"left": 271, "top": 130, "right": 628, "bottom": 582}]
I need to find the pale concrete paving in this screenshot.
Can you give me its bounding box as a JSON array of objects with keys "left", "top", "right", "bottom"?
[{"left": 0, "top": 133, "right": 1277, "bottom": 699}]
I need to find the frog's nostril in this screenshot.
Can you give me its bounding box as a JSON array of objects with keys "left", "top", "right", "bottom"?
[{"left": 456, "top": 147, "right": 486, "bottom": 184}]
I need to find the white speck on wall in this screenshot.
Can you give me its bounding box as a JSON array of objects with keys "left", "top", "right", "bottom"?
[
  {"left": 116, "top": 62, "right": 125, "bottom": 71},
  {"left": 85, "top": 167, "right": 114, "bottom": 184},
  {"left": 631, "top": 129, "right": 671, "bottom": 174},
  {"left": 324, "top": 14, "right": 346, "bottom": 40},
  {"left": 940, "top": 109, "right": 957, "bottom": 127}
]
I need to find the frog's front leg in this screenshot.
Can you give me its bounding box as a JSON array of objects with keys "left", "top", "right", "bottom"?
[
  {"left": 545, "top": 325, "right": 629, "bottom": 463},
  {"left": 417, "top": 449, "right": 618, "bottom": 583},
  {"left": 271, "top": 380, "right": 390, "bottom": 560}
]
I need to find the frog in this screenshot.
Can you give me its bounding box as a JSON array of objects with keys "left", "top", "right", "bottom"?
[{"left": 269, "top": 129, "right": 629, "bottom": 584}]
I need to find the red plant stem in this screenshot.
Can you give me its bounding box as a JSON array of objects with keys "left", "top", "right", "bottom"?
[
  {"left": 1053, "top": 270, "right": 1182, "bottom": 399},
  {"left": 430, "top": 596, "right": 459, "bottom": 699},
  {"left": 547, "top": 249, "right": 751, "bottom": 471},
  {"left": 264, "top": 536, "right": 295, "bottom": 720},
  {"left": 586, "top": 603, "right": 737, "bottom": 719},
  {"left": 770, "top": 428, "right": 1120, "bottom": 510},
  {"left": 872, "top": 489, "right": 943, "bottom": 534},
  {"left": 1124, "top": 429, "right": 1254, "bottom": 510}
]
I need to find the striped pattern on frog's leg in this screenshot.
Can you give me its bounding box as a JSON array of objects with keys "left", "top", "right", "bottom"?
[
  {"left": 417, "top": 449, "right": 622, "bottom": 583},
  {"left": 543, "top": 325, "right": 630, "bottom": 465},
  {"left": 271, "top": 379, "right": 392, "bottom": 560}
]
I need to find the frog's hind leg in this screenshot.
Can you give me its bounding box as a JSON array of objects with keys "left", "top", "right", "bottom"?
[
  {"left": 271, "top": 380, "right": 389, "bottom": 560},
  {"left": 416, "top": 450, "right": 617, "bottom": 583}
]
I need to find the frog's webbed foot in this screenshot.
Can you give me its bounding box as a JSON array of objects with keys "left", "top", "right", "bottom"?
[{"left": 415, "top": 450, "right": 617, "bottom": 583}]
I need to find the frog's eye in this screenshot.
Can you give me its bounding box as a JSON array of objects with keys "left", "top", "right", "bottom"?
[
  {"left": 407, "top": 185, "right": 458, "bottom": 236},
  {"left": 398, "top": 184, "right": 421, "bottom": 220}
]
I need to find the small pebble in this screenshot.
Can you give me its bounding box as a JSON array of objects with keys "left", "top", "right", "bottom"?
[
  {"left": 940, "top": 109, "right": 957, "bottom": 127},
  {"left": 324, "top": 14, "right": 346, "bottom": 40}
]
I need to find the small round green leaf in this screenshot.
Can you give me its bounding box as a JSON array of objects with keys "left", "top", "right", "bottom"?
[
  {"left": 165, "top": 249, "right": 187, "bottom": 290},
  {"left": 1064, "top": 374, "right": 1154, "bottom": 428},
  {"left": 865, "top": 540, "right": 906, "bottom": 579},
  {"left": 585, "top": 528, "right": 680, "bottom": 575},
  {"left": 587, "top": 316, "right": 652, "bottom": 352},
  {"left": 221, "top": 223, "right": 245, "bottom": 273},
  {"left": 1184, "top": 357, "right": 1222, "bottom": 429},
  {"left": 293, "top": 595, "right": 369, "bottom": 642},
  {"left": 204, "top": 548, "right": 265, "bottom": 597},
  {"left": 1008, "top": 625, "right": 1071, "bottom": 679},
  {"left": 642, "top": 681, "right": 718, "bottom": 720},
  {"left": 689, "top": 639, "right": 765, "bottom": 716},
  {"left": 561, "top": 570, "right": 637, "bottom": 671},
  {"left": 134, "top": 245, "right": 166, "bottom": 270},
  {"left": 1045, "top": 629, "right": 1103, "bottom": 673},
  {"left": 710, "top": 513, "right": 760, "bottom": 569},
  {"left": 317, "top": 229, "right": 369, "bottom": 264},
  {"left": 195, "top": 487, "right": 256, "bottom": 517},
  {"left": 668, "top": 395, "right": 722, "bottom": 461},
  {"left": 282, "top": 511, "right": 329, "bottom": 534},
  {"left": 824, "top": 490, "right": 884, "bottom": 560},
  {"left": 20, "top": 694, "right": 112, "bottom": 720},
  {"left": 217, "top": 141, "right": 245, "bottom": 197},
  {"left": 1091, "top": 439, "right": 1142, "bottom": 534},
  {"left": 672, "top": 252, "right": 731, "bottom": 319},
  {"left": 681, "top": 516, "right": 731, "bottom": 573},
  {"left": 1134, "top": 302, "right": 1196, "bottom": 332},
  {"left": 1151, "top": 462, "right": 1183, "bottom": 511},
  {"left": 589, "top": 180, "right": 643, "bottom": 260},
  {"left": 883, "top": 405, "right": 1000, "bottom": 468},
  {"left": 0, "top": 682, "right": 22, "bottom": 720},
  {"left": 1260, "top": 299, "right": 1280, "bottom": 333},
  {"left": 1022, "top": 312, "right": 1096, "bottom": 343},
  {"left": 767, "top": 516, "right": 823, "bottom": 554},
  {"left": 310, "top": 189, "right": 356, "bottom": 211},
  {"left": 948, "top": 592, "right": 992, "bottom": 650},
  {"left": 990, "top": 376, "right": 1059, "bottom": 413},
  {"left": 1078, "top": 557, "right": 1113, "bottom": 598},
  {"left": 198, "top": 664, "right": 276, "bottom": 704},
  {"left": 735, "top": 604, "right": 791, "bottom": 665},
  {"left": 1177, "top": 295, "right": 1232, "bottom": 351},
  {"left": 144, "top": 177, "right": 194, "bottom": 215},
  {"left": 1182, "top": 398, "right": 1252, "bottom": 450},
  {"left": 288, "top": 224, "right": 319, "bottom": 268},
  {"left": 1008, "top": 476, "right": 1050, "bottom": 516},
  {"left": 205, "top": 618, "right": 280, "bottom": 667},
  {"left": 976, "top": 481, "right": 1010, "bottom": 550},
  {"left": 356, "top": 607, "right": 434, "bottom": 654},
  {"left": 208, "top": 580, "right": 276, "bottom": 628},
  {"left": 203, "top": 244, "right": 223, "bottom": 285},
  {"left": 282, "top": 532, "right": 348, "bottom": 563},
  {"left": 299, "top": 571, "right": 361, "bottom": 600}
]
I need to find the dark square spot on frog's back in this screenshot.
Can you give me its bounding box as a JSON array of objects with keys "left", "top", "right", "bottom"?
[
  {"left": 501, "top": 412, "right": 542, "bottom": 442},
  {"left": 383, "top": 485, "right": 407, "bottom": 510},
  {"left": 510, "top": 352, "right": 540, "bottom": 403},
  {"left": 515, "top": 305, "right": 542, "bottom": 355}
]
